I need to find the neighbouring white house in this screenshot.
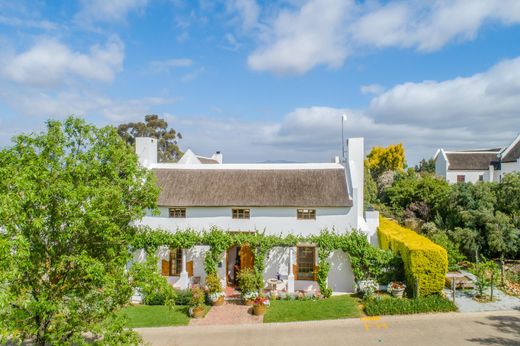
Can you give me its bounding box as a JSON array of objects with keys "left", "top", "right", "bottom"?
[
  {"left": 434, "top": 134, "right": 520, "bottom": 184},
  {"left": 134, "top": 136, "right": 379, "bottom": 295}
]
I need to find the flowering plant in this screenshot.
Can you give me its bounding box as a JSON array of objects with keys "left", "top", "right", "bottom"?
[
  {"left": 254, "top": 295, "right": 270, "bottom": 306},
  {"left": 242, "top": 291, "right": 258, "bottom": 301},
  {"left": 387, "top": 281, "right": 406, "bottom": 292},
  {"left": 208, "top": 291, "right": 225, "bottom": 301}
]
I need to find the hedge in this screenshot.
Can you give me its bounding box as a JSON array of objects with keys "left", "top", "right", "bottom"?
[
  {"left": 378, "top": 217, "right": 448, "bottom": 296},
  {"left": 364, "top": 295, "right": 456, "bottom": 316}
]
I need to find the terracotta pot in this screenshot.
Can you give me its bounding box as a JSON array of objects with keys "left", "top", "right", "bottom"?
[
  {"left": 253, "top": 304, "right": 267, "bottom": 316},
  {"left": 191, "top": 306, "right": 205, "bottom": 319},
  {"left": 212, "top": 296, "right": 225, "bottom": 306},
  {"left": 244, "top": 299, "right": 254, "bottom": 306},
  {"left": 391, "top": 288, "right": 405, "bottom": 298}
]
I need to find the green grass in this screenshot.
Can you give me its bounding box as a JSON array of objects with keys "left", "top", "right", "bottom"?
[
  {"left": 119, "top": 305, "right": 192, "bottom": 328},
  {"left": 364, "top": 295, "right": 457, "bottom": 316},
  {"left": 263, "top": 295, "right": 362, "bottom": 323}
]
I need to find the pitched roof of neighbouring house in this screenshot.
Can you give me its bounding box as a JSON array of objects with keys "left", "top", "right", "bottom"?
[
  {"left": 501, "top": 134, "right": 520, "bottom": 163},
  {"left": 153, "top": 166, "right": 352, "bottom": 207},
  {"left": 445, "top": 151, "right": 500, "bottom": 170}
]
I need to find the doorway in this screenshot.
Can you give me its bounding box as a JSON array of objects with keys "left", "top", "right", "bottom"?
[{"left": 226, "top": 244, "right": 254, "bottom": 288}]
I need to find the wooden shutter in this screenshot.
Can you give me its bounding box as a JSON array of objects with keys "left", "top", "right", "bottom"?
[
  {"left": 293, "top": 264, "right": 298, "bottom": 280},
  {"left": 240, "top": 244, "right": 254, "bottom": 270},
  {"left": 187, "top": 260, "right": 194, "bottom": 277},
  {"left": 313, "top": 265, "right": 319, "bottom": 282},
  {"left": 161, "top": 259, "right": 170, "bottom": 276}
]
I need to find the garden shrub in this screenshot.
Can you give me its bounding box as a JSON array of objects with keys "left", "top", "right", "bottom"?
[
  {"left": 174, "top": 289, "right": 193, "bottom": 305},
  {"left": 364, "top": 295, "right": 456, "bottom": 316},
  {"left": 237, "top": 268, "right": 258, "bottom": 295},
  {"left": 378, "top": 217, "right": 448, "bottom": 296}
]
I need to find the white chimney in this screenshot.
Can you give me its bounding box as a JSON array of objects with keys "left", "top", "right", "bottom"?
[
  {"left": 346, "top": 138, "right": 364, "bottom": 220},
  {"left": 135, "top": 137, "right": 157, "bottom": 168},
  {"left": 212, "top": 151, "right": 223, "bottom": 164}
]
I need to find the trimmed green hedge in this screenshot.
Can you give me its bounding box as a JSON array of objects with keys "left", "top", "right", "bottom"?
[
  {"left": 378, "top": 217, "right": 448, "bottom": 296},
  {"left": 364, "top": 295, "right": 456, "bottom": 316}
]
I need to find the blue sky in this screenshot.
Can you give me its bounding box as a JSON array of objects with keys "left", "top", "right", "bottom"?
[{"left": 1, "top": 0, "right": 520, "bottom": 164}]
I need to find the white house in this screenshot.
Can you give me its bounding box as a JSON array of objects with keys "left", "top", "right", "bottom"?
[
  {"left": 434, "top": 134, "right": 520, "bottom": 184},
  {"left": 135, "top": 136, "right": 378, "bottom": 294}
]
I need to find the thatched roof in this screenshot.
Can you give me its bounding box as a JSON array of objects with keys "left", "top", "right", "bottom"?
[
  {"left": 153, "top": 168, "right": 352, "bottom": 207},
  {"left": 502, "top": 140, "right": 520, "bottom": 163},
  {"left": 446, "top": 152, "right": 499, "bottom": 170}
]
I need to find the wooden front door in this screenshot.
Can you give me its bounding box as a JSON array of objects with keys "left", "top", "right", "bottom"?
[{"left": 239, "top": 244, "right": 254, "bottom": 271}]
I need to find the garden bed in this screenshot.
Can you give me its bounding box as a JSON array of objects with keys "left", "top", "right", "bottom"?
[
  {"left": 263, "top": 294, "right": 361, "bottom": 323},
  {"left": 364, "top": 295, "right": 456, "bottom": 316}
]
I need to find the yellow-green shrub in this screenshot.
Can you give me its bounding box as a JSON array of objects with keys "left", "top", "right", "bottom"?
[{"left": 378, "top": 217, "right": 448, "bottom": 296}]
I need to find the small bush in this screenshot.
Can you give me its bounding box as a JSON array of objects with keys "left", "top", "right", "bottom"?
[
  {"left": 364, "top": 295, "right": 456, "bottom": 316},
  {"left": 174, "top": 289, "right": 193, "bottom": 305},
  {"left": 189, "top": 287, "right": 205, "bottom": 308},
  {"left": 130, "top": 255, "right": 177, "bottom": 306},
  {"left": 378, "top": 217, "right": 448, "bottom": 296},
  {"left": 237, "top": 268, "right": 258, "bottom": 295},
  {"left": 205, "top": 273, "right": 223, "bottom": 294}
]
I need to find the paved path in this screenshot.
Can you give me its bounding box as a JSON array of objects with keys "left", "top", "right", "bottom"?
[
  {"left": 137, "top": 310, "right": 520, "bottom": 346},
  {"left": 445, "top": 288, "right": 520, "bottom": 313},
  {"left": 188, "top": 303, "right": 262, "bottom": 326}
]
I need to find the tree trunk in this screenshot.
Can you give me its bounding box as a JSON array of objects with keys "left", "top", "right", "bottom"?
[{"left": 500, "top": 255, "right": 505, "bottom": 287}]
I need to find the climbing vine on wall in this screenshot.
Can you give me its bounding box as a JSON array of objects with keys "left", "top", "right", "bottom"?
[{"left": 131, "top": 226, "right": 398, "bottom": 295}]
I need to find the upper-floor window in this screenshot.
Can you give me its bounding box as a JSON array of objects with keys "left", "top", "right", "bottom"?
[
  {"left": 232, "top": 208, "right": 250, "bottom": 219},
  {"left": 297, "top": 208, "right": 316, "bottom": 220},
  {"left": 169, "top": 208, "right": 186, "bottom": 218},
  {"left": 456, "top": 175, "right": 466, "bottom": 183}
]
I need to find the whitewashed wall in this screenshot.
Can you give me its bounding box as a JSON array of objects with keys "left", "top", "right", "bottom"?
[
  {"left": 446, "top": 170, "right": 489, "bottom": 184},
  {"left": 142, "top": 206, "right": 358, "bottom": 236},
  {"left": 500, "top": 161, "right": 520, "bottom": 179},
  {"left": 435, "top": 153, "right": 448, "bottom": 179}
]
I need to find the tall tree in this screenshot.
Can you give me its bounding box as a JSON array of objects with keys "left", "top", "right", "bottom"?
[
  {"left": 366, "top": 143, "right": 406, "bottom": 179},
  {"left": 118, "top": 114, "right": 183, "bottom": 162},
  {"left": 0, "top": 117, "right": 158, "bottom": 345},
  {"left": 414, "top": 158, "right": 436, "bottom": 173}
]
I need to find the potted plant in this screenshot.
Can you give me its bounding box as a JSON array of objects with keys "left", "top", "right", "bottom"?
[
  {"left": 253, "top": 295, "right": 270, "bottom": 316},
  {"left": 387, "top": 281, "right": 406, "bottom": 298},
  {"left": 188, "top": 286, "right": 206, "bottom": 318},
  {"left": 205, "top": 273, "right": 225, "bottom": 306},
  {"left": 237, "top": 268, "right": 259, "bottom": 305}
]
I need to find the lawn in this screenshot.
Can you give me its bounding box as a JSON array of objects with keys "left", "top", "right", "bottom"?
[
  {"left": 119, "top": 305, "right": 192, "bottom": 328},
  {"left": 263, "top": 294, "right": 362, "bottom": 323}
]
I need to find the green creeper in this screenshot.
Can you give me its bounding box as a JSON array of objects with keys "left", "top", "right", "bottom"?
[{"left": 0, "top": 117, "right": 158, "bottom": 345}]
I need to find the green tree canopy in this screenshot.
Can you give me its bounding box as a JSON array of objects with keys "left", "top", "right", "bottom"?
[
  {"left": 118, "top": 114, "right": 183, "bottom": 162},
  {"left": 0, "top": 117, "right": 158, "bottom": 345},
  {"left": 414, "top": 158, "right": 436, "bottom": 173}
]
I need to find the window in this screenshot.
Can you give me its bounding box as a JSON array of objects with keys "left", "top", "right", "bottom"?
[
  {"left": 297, "top": 246, "right": 316, "bottom": 280},
  {"left": 169, "top": 208, "right": 186, "bottom": 218},
  {"left": 479, "top": 175, "right": 484, "bottom": 182},
  {"left": 232, "top": 208, "right": 250, "bottom": 219},
  {"left": 297, "top": 209, "right": 316, "bottom": 220},
  {"left": 456, "top": 175, "right": 466, "bottom": 183},
  {"left": 169, "top": 248, "right": 182, "bottom": 276}
]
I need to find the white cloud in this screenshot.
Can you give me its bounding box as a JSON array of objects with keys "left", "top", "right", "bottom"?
[
  {"left": 0, "top": 15, "right": 57, "bottom": 30},
  {"left": 247, "top": 0, "right": 353, "bottom": 74},
  {"left": 361, "top": 84, "right": 385, "bottom": 95},
  {"left": 1, "top": 36, "right": 124, "bottom": 87},
  {"left": 245, "top": 0, "right": 520, "bottom": 74},
  {"left": 75, "top": 0, "right": 148, "bottom": 24},
  {"left": 0, "top": 89, "right": 174, "bottom": 122},
  {"left": 367, "top": 56, "right": 520, "bottom": 134},
  {"left": 181, "top": 67, "right": 205, "bottom": 82},
  {"left": 226, "top": 0, "right": 260, "bottom": 31},
  {"left": 148, "top": 58, "right": 193, "bottom": 73},
  {"left": 178, "top": 56, "right": 520, "bottom": 164}
]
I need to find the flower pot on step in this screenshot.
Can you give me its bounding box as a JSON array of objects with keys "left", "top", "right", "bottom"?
[
  {"left": 212, "top": 296, "right": 225, "bottom": 306},
  {"left": 244, "top": 299, "right": 254, "bottom": 306},
  {"left": 253, "top": 304, "right": 267, "bottom": 316},
  {"left": 191, "top": 306, "right": 205, "bottom": 319},
  {"left": 391, "top": 288, "right": 405, "bottom": 298}
]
